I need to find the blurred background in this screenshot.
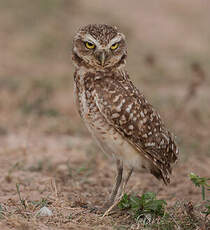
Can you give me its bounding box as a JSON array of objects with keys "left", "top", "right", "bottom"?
[{"left": 0, "top": 0, "right": 209, "bottom": 227}]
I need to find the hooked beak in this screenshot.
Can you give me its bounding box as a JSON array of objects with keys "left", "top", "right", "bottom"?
[
  {"left": 95, "top": 50, "right": 106, "bottom": 66},
  {"left": 100, "top": 52, "right": 105, "bottom": 66}
]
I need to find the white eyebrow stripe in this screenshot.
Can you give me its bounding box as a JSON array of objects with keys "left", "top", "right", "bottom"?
[
  {"left": 83, "top": 34, "right": 101, "bottom": 47},
  {"left": 108, "top": 33, "right": 125, "bottom": 47}
]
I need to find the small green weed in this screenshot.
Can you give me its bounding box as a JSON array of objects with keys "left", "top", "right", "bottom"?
[
  {"left": 16, "top": 183, "right": 27, "bottom": 209},
  {"left": 203, "top": 203, "right": 210, "bottom": 219},
  {"left": 189, "top": 172, "right": 210, "bottom": 200},
  {"left": 118, "top": 192, "right": 167, "bottom": 223},
  {"left": 189, "top": 173, "right": 210, "bottom": 220}
]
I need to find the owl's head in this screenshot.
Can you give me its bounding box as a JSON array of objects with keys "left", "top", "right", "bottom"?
[{"left": 72, "top": 24, "right": 127, "bottom": 70}]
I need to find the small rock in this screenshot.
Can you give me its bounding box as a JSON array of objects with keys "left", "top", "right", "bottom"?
[{"left": 36, "top": 206, "right": 53, "bottom": 216}]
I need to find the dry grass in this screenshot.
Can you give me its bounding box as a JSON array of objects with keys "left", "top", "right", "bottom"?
[{"left": 0, "top": 0, "right": 209, "bottom": 229}]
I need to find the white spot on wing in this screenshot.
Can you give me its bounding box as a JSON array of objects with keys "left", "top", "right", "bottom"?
[
  {"left": 129, "top": 125, "right": 134, "bottom": 130},
  {"left": 145, "top": 142, "right": 155, "bottom": 147},
  {"left": 113, "top": 95, "right": 120, "bottom": 103},
  {"left": 112, "top": 113, "right": 120, "bottom": 118},
  {"left": 126, "top": 103, "right": 133, "bottom": 113}
]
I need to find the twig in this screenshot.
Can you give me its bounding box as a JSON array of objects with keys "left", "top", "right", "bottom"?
[{"left": 16, "top": 183, "right": 26, "bottom": 209}]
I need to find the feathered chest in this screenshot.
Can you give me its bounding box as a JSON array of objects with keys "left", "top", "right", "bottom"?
[
  {"left": 74, "top": 70, "right": 99, "bottom": 122},
  {"left": 73, "top": 69, "right": 140, "bottom": 163},
  {"left": 74, "top": 70, "right": 116, "bottom": 149}
]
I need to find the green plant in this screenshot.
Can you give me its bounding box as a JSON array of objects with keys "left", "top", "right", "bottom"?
[
  {"left": 189, "top": 173, "right": 210, "bottom": 220},
  {"left": 118, "top": 192, "right": 167, "bottom": 223},
  {"left": 189, "top": 172, "right": 210, "bottom": 200},
  {"left": 203, "top": 203, "right": 210, "bottom": 220}
]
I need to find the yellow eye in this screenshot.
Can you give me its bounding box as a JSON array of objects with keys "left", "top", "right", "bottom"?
[
  {"left": 85, "top": 42, "right": 95, "bottom": 49},
  {"left": 110, "top": 43, "right": 119, "bottom": 50}
]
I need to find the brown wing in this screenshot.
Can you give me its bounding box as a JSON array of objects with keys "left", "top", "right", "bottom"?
[{"left": 93, "top": 71, "right": 178, "bottom": 184}]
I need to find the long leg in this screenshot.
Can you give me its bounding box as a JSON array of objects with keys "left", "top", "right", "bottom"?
[
  {"left": 103, "top": 159, "right": 123, "bottom": 208},
  {"left": 118, "top": 167, "right": 133, "bottom": 198},
  {"left": 102, "top": 167, "right": 133, "bottom": 217}
]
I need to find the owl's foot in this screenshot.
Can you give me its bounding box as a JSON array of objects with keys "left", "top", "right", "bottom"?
[{"left": 102, "top": 196, "right": 123, "bottom": 217}]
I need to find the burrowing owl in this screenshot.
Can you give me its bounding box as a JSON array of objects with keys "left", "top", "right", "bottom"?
[{"left": 72, "top": 24, "right": 178, "bottom": 209}]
